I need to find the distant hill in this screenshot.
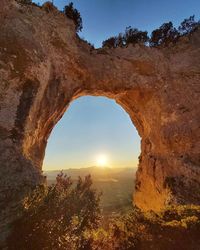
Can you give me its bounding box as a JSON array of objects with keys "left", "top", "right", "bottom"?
[
  {"left": 44, "top": 167, "right": 137, "bottom": 214},
  {"left": 44, "top": 166, "right": 136, "bottom": 181}
]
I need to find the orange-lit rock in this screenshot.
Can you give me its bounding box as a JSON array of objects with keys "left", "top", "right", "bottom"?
[{"left": 0, "top": 0, "right": 200, "bottom": 245}]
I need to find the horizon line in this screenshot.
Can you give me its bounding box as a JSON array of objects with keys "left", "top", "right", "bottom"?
[{"left": 43, "top": 165, "right": 138, "bottom": 172}]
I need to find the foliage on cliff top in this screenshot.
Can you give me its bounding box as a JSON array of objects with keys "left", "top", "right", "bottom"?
[
  {"left": 64, "top": 2, "right": 83, "bottom": 32},
  {"left": 102, "top": 15, "right": 200, "bottom": 48}
]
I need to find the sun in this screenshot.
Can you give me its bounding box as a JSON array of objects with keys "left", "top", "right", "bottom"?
[{"left": 96, "top": 154, "right": 108, "bottom": 167}]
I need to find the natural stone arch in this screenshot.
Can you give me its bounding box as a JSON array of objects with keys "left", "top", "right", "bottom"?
[{"left": 0, "top": 0, "right": 200, "bottom": 244}]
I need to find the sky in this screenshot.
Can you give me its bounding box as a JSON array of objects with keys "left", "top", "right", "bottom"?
[
  {"left": 34, "top": 0, "right": 200, "bottom": 170},
  {"left": 43, "top": 97, "right": 140, "bottom": 170}
]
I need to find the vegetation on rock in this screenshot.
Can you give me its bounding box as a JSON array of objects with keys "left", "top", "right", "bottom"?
[
  {"left": 90, "top": 205, "right": 200, "bottom": 250},
  {"left": 64, "top": 2, "right": 83, "bottom": 32},
  {"left": 102, "top": 16, "right": 200, "bottom": 48},
  {"left": 149, "top": 21, "right": 179, "bottom": 47},
  {"left": 124, "top": 27, "right": 149, "bottom": 46},
  {"left": 178, "top": 15, "right": 200, "bottom": 35}
]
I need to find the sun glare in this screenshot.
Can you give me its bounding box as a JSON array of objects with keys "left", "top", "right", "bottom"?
[{"left": 96, "top": 154, "right": 108, "bottom": 167}]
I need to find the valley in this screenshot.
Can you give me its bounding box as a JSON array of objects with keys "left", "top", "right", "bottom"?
[{"left": 45, "top": 167, "right": 137, "bottom": 214}]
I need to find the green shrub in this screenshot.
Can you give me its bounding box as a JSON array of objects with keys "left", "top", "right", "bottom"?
[
  {"left": 149, "top": 21, "right": 179, "bottom": 46},
  {"left": 102, "top": 28, "right": 148, "bottom": 48},
  {"left": 124, "top": 27, "right": 149, "bottom": 46},
  {"left": 90, "top": 206, "right": 200, "bottom": 250},
  {"left": 102, "top": 36, "right": 118, "bottom": 48},
  {"left": 102, "top": 16, "right": 200, "bottom": 49},
  {"left": 178, "top": 15, "right": 200, "bottom": 35},
  {"left": 7, "top": 173, "right": 101, "bottom": 250}
]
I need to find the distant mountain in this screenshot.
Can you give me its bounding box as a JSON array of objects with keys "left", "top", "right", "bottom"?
[{"left": 44, "top": 166, "right": 137, "bottom": 182}]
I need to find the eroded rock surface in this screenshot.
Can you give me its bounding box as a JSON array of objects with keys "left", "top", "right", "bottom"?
[{"left": 0, "top": 0, "right": 200, "bottom": 245}]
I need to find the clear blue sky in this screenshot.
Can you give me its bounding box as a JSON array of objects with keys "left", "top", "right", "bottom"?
[
  {"left": 43, "top": 97, "right": 140, "bottom": 170},
  {"left": 34, "top": 0, "right": 200, "bottom": 170}
]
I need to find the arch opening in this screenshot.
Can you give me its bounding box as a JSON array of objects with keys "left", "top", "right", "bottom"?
[{"left": 43, "top": 95, "right": 141, "bottom": 215}]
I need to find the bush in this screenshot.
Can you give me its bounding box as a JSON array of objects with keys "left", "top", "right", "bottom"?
[
  {"left": 102, "top": 36, "right": 118, "bottom": 48},
  {"left": 178, "top": 15, "right": 200, "bottom": 35},
  {"left": 7, "top": 173, "right": 101, "bottom": 250},
  {"left": 90, "top": 206, "right": 200, "bottom": 250},
  {"left": 124, "top": 27, "right": 149, "bottom": 46},
  {"left": 149, "top": 21, "right": 179, "bottom": 47},
  {"left": 102, "top": 16, "right": 200, "bottom": 49},
  {"left": 102, "top": 28, "right": 148, "bottom": 48},
  {"left": 64, "top": 2, "right": 83, "bottom": 32}
]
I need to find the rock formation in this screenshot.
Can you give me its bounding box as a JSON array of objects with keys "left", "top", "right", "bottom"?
[{"left": 0, "top": 0, "right": 200, "bottom": 245}]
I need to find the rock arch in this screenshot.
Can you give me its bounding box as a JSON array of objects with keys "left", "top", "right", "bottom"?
[{"left": 0, "top": 0, "right": 200, "bottom": 244}]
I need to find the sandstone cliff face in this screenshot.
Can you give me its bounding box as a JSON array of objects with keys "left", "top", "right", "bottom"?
[{"left": 0, "top": 0, "right": 200, "bottom": 245}]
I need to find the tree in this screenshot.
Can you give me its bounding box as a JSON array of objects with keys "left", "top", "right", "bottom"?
[
  {"left": 115, "top": 33, "right": 125, "bottom": 47},
  {"left": 150, "top": 22, "right": 179, "bottom": 47},
  {"left": 64, "top": 2, "right": 83, "bottom": 32},
  {"left": 7, "top": 173, "right": 101, "bottom": 250},
  {"left": 178, "top": 15, "right": 200, "bottom": 35},
  {"left": 102, "top": 28, "right": 148, "bottom": 48},
  {"left": 102, "top": 36, "right": 118, "bottom": 48},
  {"left": 124, "top": 27, "right": 149, "bottom": 46}
]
